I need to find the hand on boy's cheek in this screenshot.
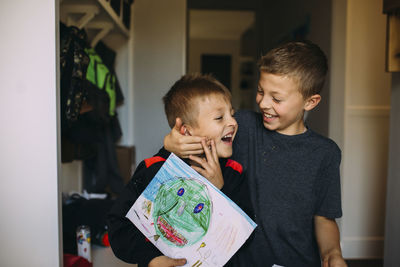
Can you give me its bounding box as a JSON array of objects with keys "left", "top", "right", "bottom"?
[
  {"left": 189, "top": 140, "right": 224, "bottom": 189},
  {"left": 164, "top": 117, "right": 205, "bottom": 157},
  {"left": 205, "top": 137, "right": 212, "bottom": 147}
]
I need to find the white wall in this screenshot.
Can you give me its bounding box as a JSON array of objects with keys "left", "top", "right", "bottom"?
[
  {"left": 384, "top": 73, "right": 400, "bottom": 266},
  {"left": 340, "top": 0, "right": 391, "bottom": 258},
  {"left": 0, "top": 0, "right": 61, "bottom": 266},
  {"left": 132, "top": 0, "right": 186, "bottom": 164},
  {"left": 329, "top": 0, "right": 347, "bottom": 151}
]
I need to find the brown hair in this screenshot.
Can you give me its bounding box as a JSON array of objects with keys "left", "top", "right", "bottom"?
[
  {"left": 163, "top": 73, "right": 232, "bottom": 128},
  {"left": 258, "top": 40, "right": 328, "bottom": 98}
]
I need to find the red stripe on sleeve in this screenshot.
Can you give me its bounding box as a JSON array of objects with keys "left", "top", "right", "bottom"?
[
  {"left": 225, "top": 159, "right": 243, "bottom": 174},
  {"left": 144, "top": 156, "right": 166, "bottom": 168}
]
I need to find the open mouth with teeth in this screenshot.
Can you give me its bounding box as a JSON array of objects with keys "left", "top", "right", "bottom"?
[
  {"left": 221, "top": 132, "right": 234, "bottom": 143},
  {"left": 264, "top": 113, "right": 277, "bottom": 118},
  {"left": 157, "top": 216, "right": 188, "bottom": 246},
  {"left": 263, "top": 113, "right": 278, "bottom": 122}
]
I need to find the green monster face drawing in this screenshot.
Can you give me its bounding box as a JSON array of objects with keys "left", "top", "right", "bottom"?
[{"left": 152, "top": 178, "right": 211, "bottom": 247}]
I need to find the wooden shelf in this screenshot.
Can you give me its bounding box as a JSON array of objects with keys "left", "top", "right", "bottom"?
[
  {"left": 97, "top": 0, "right": 130, "bottom": 37},
  {"left": 60, "top": 0, "right": 131, "bottom": 47}
]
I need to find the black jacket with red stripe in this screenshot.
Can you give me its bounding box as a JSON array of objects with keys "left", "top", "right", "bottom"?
[{"left": 107, "top": 147, "right": 253, "bottom": 266}]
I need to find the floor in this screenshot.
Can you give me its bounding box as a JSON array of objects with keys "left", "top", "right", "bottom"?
[
  {"left": 92, "top": 245, "right": 136, "bottom": 267},
  {"left": 91, "top": 247, "right": 384, "bottom": 267},
  {"left": 346, "top": 259, "right": 383, "bottom": 267}
]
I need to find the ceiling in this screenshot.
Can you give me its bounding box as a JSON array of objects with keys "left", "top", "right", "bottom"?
[{"left": 189, "top": 10, "right": 255, "bottom": 40}]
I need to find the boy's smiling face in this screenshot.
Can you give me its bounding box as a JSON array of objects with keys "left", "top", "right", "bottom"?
[
  {"left": 186, "top": 93, "right": 237, "bottom": 158},
  {"left": 256, "top": 72, "right": 320, "bottom": 135}
]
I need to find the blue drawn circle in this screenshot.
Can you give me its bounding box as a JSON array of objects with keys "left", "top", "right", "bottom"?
[
  {"left": 177, "top": 187, "right": 185, "bottom": 196},
  {"left": 194, "top": 203, "right": 204, "bottom": 213}
]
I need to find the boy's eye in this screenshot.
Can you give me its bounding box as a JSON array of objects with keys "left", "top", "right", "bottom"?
[
  {"left": 273, "top": 98, "right": 281, "bottom": 103},
  {"left": 214, "top": 116, "right": 223, "bottom": 120}
]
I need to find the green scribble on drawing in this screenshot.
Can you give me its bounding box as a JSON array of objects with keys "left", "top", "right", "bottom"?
[{"left": 152, "top": 178, "right": 211, "bottom": 247}]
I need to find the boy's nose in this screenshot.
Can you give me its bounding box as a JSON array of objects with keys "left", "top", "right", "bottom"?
[
  {"left": 228, "top": 115, "right": 238, "bottom": 127},
  {"left": 259, "top": 97, "right": 272, "bottom": 110}
]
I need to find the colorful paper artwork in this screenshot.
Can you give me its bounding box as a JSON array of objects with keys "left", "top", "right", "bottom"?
[{"left": 126, "top": 153, "right": 256, "bottom": 267}]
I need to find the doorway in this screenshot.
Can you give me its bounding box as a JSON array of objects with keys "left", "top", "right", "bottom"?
[{"left": 187, "top": 8, "right": 257, "bottom": 110}]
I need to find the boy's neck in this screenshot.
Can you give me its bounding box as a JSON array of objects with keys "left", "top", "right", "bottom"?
[{"left": 276, "top": 122, "right": 307, "bottom": 136}]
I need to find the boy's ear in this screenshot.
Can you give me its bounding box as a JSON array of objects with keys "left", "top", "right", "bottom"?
[
  {"left": 173, "top": 117, "right": 183, "bottom": 131},
  {"left": 179, "top": 125, "right": 191, "bottom": 136},
  {"left": 304, "top": 94, "right": 321, "bottom": 111}
]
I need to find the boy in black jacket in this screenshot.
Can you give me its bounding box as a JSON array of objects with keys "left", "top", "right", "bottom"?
[{"left": 107, "top": 74, "right": 252, "bottom": 267}]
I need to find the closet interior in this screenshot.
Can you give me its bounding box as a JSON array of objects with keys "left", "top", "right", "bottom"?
[{"left": 59, "top": 0, "right": 135, "bottom": 266}]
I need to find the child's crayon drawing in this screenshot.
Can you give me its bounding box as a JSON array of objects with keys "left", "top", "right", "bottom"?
[{"left": 126, "top": 153, "right": 256, "bottom": 267}]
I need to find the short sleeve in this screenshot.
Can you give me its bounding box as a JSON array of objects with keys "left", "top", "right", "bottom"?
[{"left": 314, "top": 144, "right": 343, "bottom": 219}]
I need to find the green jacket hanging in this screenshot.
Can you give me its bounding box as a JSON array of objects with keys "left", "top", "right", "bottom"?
[{"left": 85, "top": 47, "right": 116, "bottom": 116}]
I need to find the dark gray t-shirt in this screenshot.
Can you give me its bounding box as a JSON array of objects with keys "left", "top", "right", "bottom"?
[{"left": 232, "top": 110, "right": 342, "bottom": 267}]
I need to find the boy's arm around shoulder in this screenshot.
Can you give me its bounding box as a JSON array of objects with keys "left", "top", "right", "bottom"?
[
  {"left": 107, "top": 160, "right": 163, "bottom": 266},
  {"left": 315, "top": 216, "right": 347, "bottom": 267}
]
